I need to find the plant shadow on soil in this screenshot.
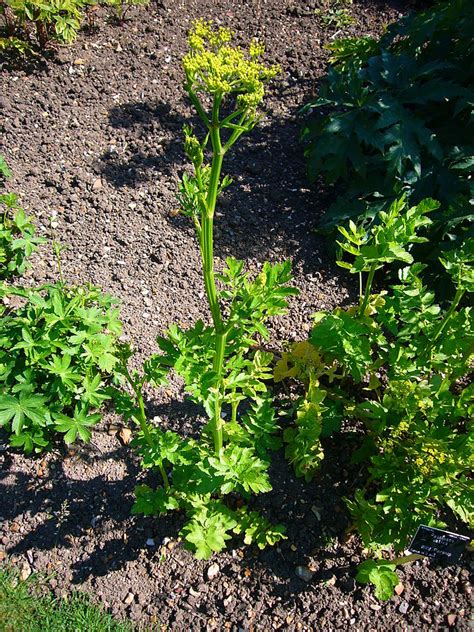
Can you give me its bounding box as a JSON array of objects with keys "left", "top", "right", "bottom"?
[
  {"left": 1, "top": 400, "right": 366, "bottom": 604},
  {"left": 98, "top": 83, "right": 349, "bottom": 284}
]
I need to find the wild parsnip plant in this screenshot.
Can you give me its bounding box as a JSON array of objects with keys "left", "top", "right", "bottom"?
[
  {"left": 119, "top": 20, "right": 297, "bottom": 559},
  {"left": 276, "top": 197, "right": 473, "bottom": 597}
]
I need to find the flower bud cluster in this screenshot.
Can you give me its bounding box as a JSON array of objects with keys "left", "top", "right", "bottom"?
[{"left": 183, "top": 19, "right": 279, "bottom": 113}]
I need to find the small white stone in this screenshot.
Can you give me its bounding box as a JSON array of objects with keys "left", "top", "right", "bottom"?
[
  {"left": 207, "top": 563, "right": 220, "bottom": 580},
  {"left": 123, "top": 592, "right": 135, "bottom": 606}
]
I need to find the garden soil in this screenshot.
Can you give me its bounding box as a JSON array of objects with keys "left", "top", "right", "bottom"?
[{"left": 0, "top": 0, "right": 472, "bottom": 630}]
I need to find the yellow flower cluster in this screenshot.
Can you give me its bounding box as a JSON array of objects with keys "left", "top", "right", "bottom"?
[
  {"left": 183, "top": 19, "right": 279, "bottom": 110},
  {"left": 413, "top": 440, "right": 453, "bottom": 477},
  {"left": 274, "top": 341, "right": 323, "bottom": 383},
  {"left": 188, "top": 19, "right": 233, "bottom": 52}
]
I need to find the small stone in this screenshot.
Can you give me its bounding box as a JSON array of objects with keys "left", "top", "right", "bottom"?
[
  {"left": 128, "top": 202, "right": 137, "bottom": 210},
  {"left": 421, "top": 613, "right": 432, "bottom": 624},
  {"left": 73, "top": 58, "right": 85, "bottom": 65},
  {"left": 145, "top": 538, "right": 155, "bottom": 547},
  {"left": 369, "top": 603, "right": 381, "bottom": 611},
  {"left": 20, "top": 562, "right": 31, "bottom": 581},
  {"left": 398, "top": 601, "right": 409, "bottom": 615},
  {"left": 92, "top": 178, "right": 102, "bottom": 191},
  {"left": 461, "top": 582, "right": 471, "bottom": 595},
  {"left": 295, "top": 566, "right": 314, "bottom": 582},
  {"left": 447, "top": 614, "right": 457, "bottom": 627},
  {"left": 124, "top": 592, "right": 135, "bottom": 606},
  {"left": 325, "top": 574, "right": 337, "bottom": 586},
  {"left": 207, "top": 563, "right": 220, "bottom": 580},
  {"left": 118, "top": 427, "right": 132, "bottom": 445},
  {"left": 394, "top": 583, "right": 404, "bottom": 596}
]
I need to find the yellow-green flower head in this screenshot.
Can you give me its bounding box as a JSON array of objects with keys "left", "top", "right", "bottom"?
[
  {"left": 183, "top": 124, "right": 203, "bottom": 167},
  {"left": 183, "top": 19, "right": 279, "bottom": 111}
]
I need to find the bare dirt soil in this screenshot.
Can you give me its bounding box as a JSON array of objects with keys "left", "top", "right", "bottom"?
[{"left": 1, "top": 0, "right": 472, "bottom": 629}]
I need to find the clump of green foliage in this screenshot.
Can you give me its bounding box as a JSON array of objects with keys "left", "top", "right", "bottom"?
[
  {"left": 1, "top": 0, "right": 89, "bottom": 46},
  {"left": 0, "top": 282, "right": 122, "bottom": 452},
  {"left": 276, "top": 196, "right": 473, "bottom": 596},
  {"left": 116, "top": 20, "right": 296, "bottom": 559},
  {"left": 0, "top": 159, "right": 122, "bottom": 453},
  {"left": 0, "top": 567, "right": 134, "bottom": 632},
  {"left": 0, "top": 0, "right": 148, "bottom": 49},
  {"left": 0, "top": 191, "right": 45, "bottom": 280},
  {"left": 301, "top": 0, "right": 474, "bottom": 269},
  {"left": 102, "top": 0, "right": 149, "bottom": 23},
  {"left": 314, "top": 0, "right": 355, "bottom": 30}
]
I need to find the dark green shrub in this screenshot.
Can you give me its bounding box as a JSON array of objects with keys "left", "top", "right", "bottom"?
[{"left": 302, "top": 0, "right": 474, "bottom": 264}]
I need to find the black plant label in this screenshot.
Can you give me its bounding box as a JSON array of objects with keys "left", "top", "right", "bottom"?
[{"left": 409, "top": 525, "right": 470, "bottom": 564}]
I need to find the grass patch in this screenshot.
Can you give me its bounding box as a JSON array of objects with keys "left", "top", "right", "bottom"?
[{"left": 0, "top": 567, "right": 135, "bottom": 632}]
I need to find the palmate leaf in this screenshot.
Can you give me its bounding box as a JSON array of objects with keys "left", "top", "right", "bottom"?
[
  {"left": 0, "top": 391, "right": 48, "bottom": 434},
  {"left": 9, "top": 429, "right": 49, "bottom": 454},
  {"left": 54, "top": 405, "right": 101, "bottom": 444},
  {"left": 234, "top": 509, "right": 286, "bottom": 549}
]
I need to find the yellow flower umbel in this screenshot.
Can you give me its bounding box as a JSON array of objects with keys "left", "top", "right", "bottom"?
[{"left": 183, "top": 19, "right": 279, "bottom": 125}]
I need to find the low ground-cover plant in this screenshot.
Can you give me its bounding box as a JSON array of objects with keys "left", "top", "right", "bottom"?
[
  {"left": 276, "top": 196, "right": 473, "bottom": 596},
  {"left": 301, "top": 0, "right": 474, "bottom": 274},
  {"left": 115, "top": 20, "right": 297, "bottom": 559},
  {"left": 102, "top": 0, "right": 148, "bottom": 23},
  {"left": 0, "top": 161, "right": 123, "bottom": 453},
  {"left": 0, "top": 281, "right": 122, "bottom": 452},
  {"left": 1, "top": 187, "right": 45, "bottom": 280},
  {"left": 314, "top": 0, "right": 355, "bottom": 30},
  {"left": 0, "top": 566, "right": 134, "bottom": 632}
]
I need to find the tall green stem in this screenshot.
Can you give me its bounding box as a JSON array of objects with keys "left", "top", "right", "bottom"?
[
  {"left": 430, "top": 286, "right": 464, "bottom": 346},
  {"left": 198, "top": 95, "right": 229, "bottom": 454},
  {"left": 359, "top": 264, "right": 376, "bottom": 317},
  {"left": 423, "top": 285, "right": 465, "bottom": 363}
]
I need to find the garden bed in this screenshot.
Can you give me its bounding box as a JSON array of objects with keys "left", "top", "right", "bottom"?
[{"left": 0, "top": 0, "right": 472, "bottom": 629}]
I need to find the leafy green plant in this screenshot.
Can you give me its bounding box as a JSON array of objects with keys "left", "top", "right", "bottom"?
[
  {"left": 314, "top": 5, "right": 355, "bottom": 30},
  {"left": 3, "top": 0, "right": 89, "bottom": 46},
  {"left": 355, "top": 560, "right": 399, "bottom": 601},
  {"left": 1, "top": 164, "right": 45, "bottom": 279},
  {"left": 0, "top": 156, "right": 12, "bottom": 179},
  {"left": 0, "top": 282, "right": 122, "bottom": 452},
  {"left": 102, "top": 0, "right": 148, "bottom": 23},
  {"left": 116, "top": 20, "right": 297, "bottom": 559},
  {"left": 301, "top": 0, "right": 474, "bottom": 272},
  {"left": 276, "top": 197, "right": 473, "bottom": 596}
]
